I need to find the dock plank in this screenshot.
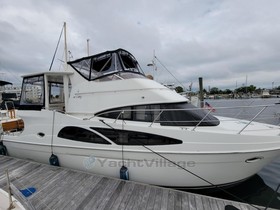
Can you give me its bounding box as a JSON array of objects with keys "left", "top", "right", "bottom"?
[
  {"left": 195, "top": 195, "right": 204, "bottom": 210},
  {"left": 207, "top": 196, "right": 219, "bottom": 210},
  {"left": 94, "top": 179, "right": 122, "bottom": 210},
  {"left": 174, "top": 191, "right": 182, "bottom": 210},
  {"left": 131, "top": 184, "right": 147, "bottom": 210},
  {"left": 134, "top": 184, "right": 151, "bottom": 210},
  {"left": 51, "top": 172, "right": 91, "bottom": 209},
  {"left": 0, "top": 155, "right": 270, "bottom": 210},
  {"left": 188, "top": 193, "right": 197, "bottom": 210},
  {"left": 0, "top": 161, "right": 31, "bottom": 187},
  {"left": 181, "top": 193, "right": 190, "bottom": 210},
  {"left": 102, "top": 181, "right": 126, "bottom": 210},
  {"left": 114, "top": 182, "right": 135, "bottom": 210},
  {"left": 65, "top": 174, "right": 103, "bottom": 210},
  {"left": 167, "top": 190, "right": 176, "bottom": 210},
  {"left": 153, "top": 188, "right": 164, "bottom": 210},
  {"left": 125, "top": 184, "right": 146, "bottom": 210},
  {"left": 84, "top": 178, "right": 121, "bottom": 210},
  {"left": 145, "top": 187, "right": 157, "bottom": 210}
]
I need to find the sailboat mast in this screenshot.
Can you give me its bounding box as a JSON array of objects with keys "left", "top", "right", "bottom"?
[{"left": 63, "top": 22, "right": 68, "bottom": 71}]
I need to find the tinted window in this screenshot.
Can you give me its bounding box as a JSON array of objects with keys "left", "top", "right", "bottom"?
[
  {"left": 97, "top": 103, "right": 220, "bottom": 126},
  {"left": 58, "top": 126, "right": 111, "bottom": 144},
  {"left": 92, "top": 54, "right": 112, "bottom": 72},
  {"left": 160, "top": 103, "right": 220, "bottom": 126},
  {"left": 92, "top": 127, "right": 182, "bottom": 146},
  {"left": 120, "top": 54, "right": 137, "bottom": 69}
]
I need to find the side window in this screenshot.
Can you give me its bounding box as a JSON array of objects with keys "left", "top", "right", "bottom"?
[
  {"left": 72, "top": 58, "right": 91, "bottom": 79},
  {"left": 92, "top": 128, "right": 182, "bottom": 146},
  {"left": 134, "top": 105, "right": 160, "bottom": 122},
  {"left": 134, "top": 105, "right": 150, "bottom": 121},
  {"left": 20, "top": 75, "right": 44, "bottom": 106},
  {"left": 58, "top": 126, "right": 111, "bottom": 144},
  {"left": 99, "top": 106, "right": 132, "bottom": 120},
  {"left": 49, "top": 82, "right": 64, "bottom": 104},
  {"left": 98, "top": 105, "right": 161, "bottom": 122}
]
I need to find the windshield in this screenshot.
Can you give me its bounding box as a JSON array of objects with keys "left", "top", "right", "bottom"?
[{"left": 68, "top": 49, "right": 145, "bottom": 81}]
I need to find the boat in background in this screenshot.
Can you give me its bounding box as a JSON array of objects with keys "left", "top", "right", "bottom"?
[
  {"left": 261, "top": 89, "right": 271, "bottom": 98},
  {"left": 0, "top": 80, "right": 21, "bottom": 109}
]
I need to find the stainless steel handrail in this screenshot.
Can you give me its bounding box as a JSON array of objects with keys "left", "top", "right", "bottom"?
[
  {"left": 192, "top": 109, "right": 213, "bottom": 131},
  {"left": 237, "top": 106, "right": 268, "bottom": 134},
  {"left": 92, "top": 104, "right": 279, "bottom": 133}
]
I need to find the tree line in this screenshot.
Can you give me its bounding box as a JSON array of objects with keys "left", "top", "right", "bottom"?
[{"left": 175, "top": 85, "right": 280, "bottom": 95}]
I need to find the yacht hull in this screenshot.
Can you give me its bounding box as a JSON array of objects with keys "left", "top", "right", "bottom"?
[
  {"left": 4, "top": 140, "right": 280, "bottom": 188},
  {"left": 3, "top": 110, "right": 280, "bottom": 188}
]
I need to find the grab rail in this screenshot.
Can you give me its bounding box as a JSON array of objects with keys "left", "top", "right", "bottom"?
[
  {"left": 192, "top": 109, "right": 213, "bottom": 131},
  {"left": 238, "top": 106, "right": 268, "bottom": 134},
  {"left": 93, "top": 104, "right": 279, "bottom": 134}
]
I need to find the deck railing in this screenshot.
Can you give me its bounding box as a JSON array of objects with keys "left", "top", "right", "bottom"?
[{"left": 92, "top": 103, "right": 280, "bottom": 134}]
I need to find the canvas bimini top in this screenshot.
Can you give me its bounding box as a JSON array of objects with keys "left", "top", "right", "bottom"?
[{"left": 68, "top": 48, "right": 146, "bottom": 81}]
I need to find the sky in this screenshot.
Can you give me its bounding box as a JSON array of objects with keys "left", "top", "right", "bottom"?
[{"left": 0, "top": 0, "right": 280, "bottom": 91}]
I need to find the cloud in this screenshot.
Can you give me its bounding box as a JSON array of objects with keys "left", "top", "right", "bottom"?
[{"left": 0, "top": 0, "right": 280, "bottom": 89}]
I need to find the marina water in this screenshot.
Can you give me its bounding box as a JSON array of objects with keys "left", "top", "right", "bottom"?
[{"left": 188, "top": 98, "right": 280, "bottom": 209}]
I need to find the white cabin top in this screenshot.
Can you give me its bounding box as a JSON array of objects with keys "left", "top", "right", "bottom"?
[{"left": 18, "top": 49, "right": 219, "bottom": 126}]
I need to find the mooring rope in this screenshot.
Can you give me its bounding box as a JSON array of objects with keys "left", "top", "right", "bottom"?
[
  {"left": 6, "top": 169, "right": 52, "bottom": 210},
  {"left": 99, "top": 119, "right": 261, "bottom": 210},
  {"left": 50, "top": 110, "right": 56, "bottom": 155}
]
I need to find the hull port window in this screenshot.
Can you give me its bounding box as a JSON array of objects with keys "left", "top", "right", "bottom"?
[
  {"left": 58, "top": 126, "right": 111, "bottom": 144},
  {"left": 92, "top": 127, "right": 182, "bottom": 146}
]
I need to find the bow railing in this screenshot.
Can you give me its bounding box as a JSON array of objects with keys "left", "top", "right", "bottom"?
[{"left": 92, "top": 103, "right": 280, "bottom": 134}]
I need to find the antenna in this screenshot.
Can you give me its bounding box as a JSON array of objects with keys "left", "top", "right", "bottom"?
[{"left": 63, "top": 22, "right": 68, "bottom": 71}]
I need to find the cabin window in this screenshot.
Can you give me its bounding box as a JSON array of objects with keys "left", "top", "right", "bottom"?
[
  {"left": 92, "top": 128, "right": 182, "bottom": 146},
  {"left": 71, "top": 58, "right": 91, "bottom": 79},
  {"left": 49, "top": 82, "right": 64, "bottom": 104},
  {"left": 120, "top": 53, "right": 137, "bottom": 69},
  {"left": 58, "top": 126, "right": 111, "bottom": 144},
  {"left": 92, "top": 54, "right": 112, "bottom": 72},
  {"left": 20, "top": 75, "right": 44, "bottom": 107},
  {"left": 97, "top": 103, "right": 220, "bottom": 126},
  {"left": 133, "top": 105, "right": 161, "bottom": 122}
]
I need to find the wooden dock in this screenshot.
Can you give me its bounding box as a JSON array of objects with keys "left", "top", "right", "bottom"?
[{"left": 0, "top": 155, "right": 268, "bottom": 210}]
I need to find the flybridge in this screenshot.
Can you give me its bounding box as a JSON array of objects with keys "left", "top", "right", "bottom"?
[{"left": 68, "top": 49, "right": 146, "bottom": 81}]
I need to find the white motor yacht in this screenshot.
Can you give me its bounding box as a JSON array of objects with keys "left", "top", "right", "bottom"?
[{"left": 2, "top": 49, "right": 280, "bottom": 188}]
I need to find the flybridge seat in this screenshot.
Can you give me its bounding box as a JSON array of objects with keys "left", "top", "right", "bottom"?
[{"left": 68, "top": 48, "right": 146, "bottom": 81}]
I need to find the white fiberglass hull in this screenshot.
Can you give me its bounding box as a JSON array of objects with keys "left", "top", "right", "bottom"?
[
  {"left": 4, "top": 140, "right": 280, "bottom": 188},
  {"left": 0, "top": 189, "right": 26, "bottom": 210},
  {"left": 3, "top": 110, "right": 280, "bottom": 188}
]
